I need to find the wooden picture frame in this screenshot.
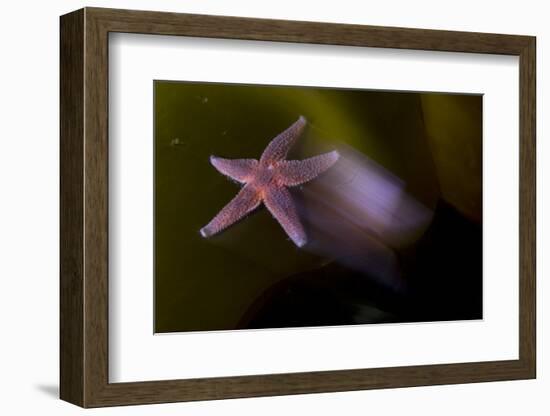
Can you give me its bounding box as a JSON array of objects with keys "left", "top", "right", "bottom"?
[{"left": 60, "top": 7, "right": 536, "bottom": 408}]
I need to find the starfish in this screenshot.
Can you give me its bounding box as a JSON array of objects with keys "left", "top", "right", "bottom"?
[{"left": 200, "top": 116, "right": 339, "bottom": 247}]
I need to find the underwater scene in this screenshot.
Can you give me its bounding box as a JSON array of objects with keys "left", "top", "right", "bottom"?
[{"left": 154, "top": 81, "right": 482, "bottom": 333}]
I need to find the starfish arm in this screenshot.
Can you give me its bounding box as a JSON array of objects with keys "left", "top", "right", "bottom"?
[
  {"left": 260, "top": 116, "right": 307, "bottom": 164},
  {"left": 210, "top": 156, "right": 258, "bottom": 183},
  {"left": 263, "top": 186, "right": 307, "bottom": 247},
  {"left": 200, "top": 185, "right": 261, "bottom": 238},
  {"left": 277, "top": 150, "right": 340, "bottom": 187}
]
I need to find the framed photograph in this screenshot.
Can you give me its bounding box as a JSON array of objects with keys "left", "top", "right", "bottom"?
[{"left": 60, "top": 7, "right": 536, "bottom": 407}]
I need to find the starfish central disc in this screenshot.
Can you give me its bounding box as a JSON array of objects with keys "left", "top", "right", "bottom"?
[{"left": 200, "top": 116, "right": 339, "bottom": 247}]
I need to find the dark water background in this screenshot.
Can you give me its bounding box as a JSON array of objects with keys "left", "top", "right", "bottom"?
[{"left": 154, "top": 81, "right": 482, "bottom": 333}]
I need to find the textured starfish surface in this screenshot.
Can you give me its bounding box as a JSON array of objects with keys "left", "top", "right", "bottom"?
[{"left": 200, "top": 116, "right": 339, "bottom": 247}]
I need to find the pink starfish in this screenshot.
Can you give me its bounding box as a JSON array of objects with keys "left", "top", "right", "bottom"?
[{"left": 200, "top": 116, "right": 339, "bottom": 247}]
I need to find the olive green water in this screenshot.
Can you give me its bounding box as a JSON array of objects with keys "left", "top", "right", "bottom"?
[{"left": 154, "top": 81, "right": 482, "bottom": 333}]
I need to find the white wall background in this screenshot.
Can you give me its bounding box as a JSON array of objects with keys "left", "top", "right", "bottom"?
[{"left": 0, "top": 0, "right": 545, "bottom": 414}]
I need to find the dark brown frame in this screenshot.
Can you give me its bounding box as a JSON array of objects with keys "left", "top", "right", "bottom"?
[{"left": 60, "top": 7, "right": 536, "bottom": 408}]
